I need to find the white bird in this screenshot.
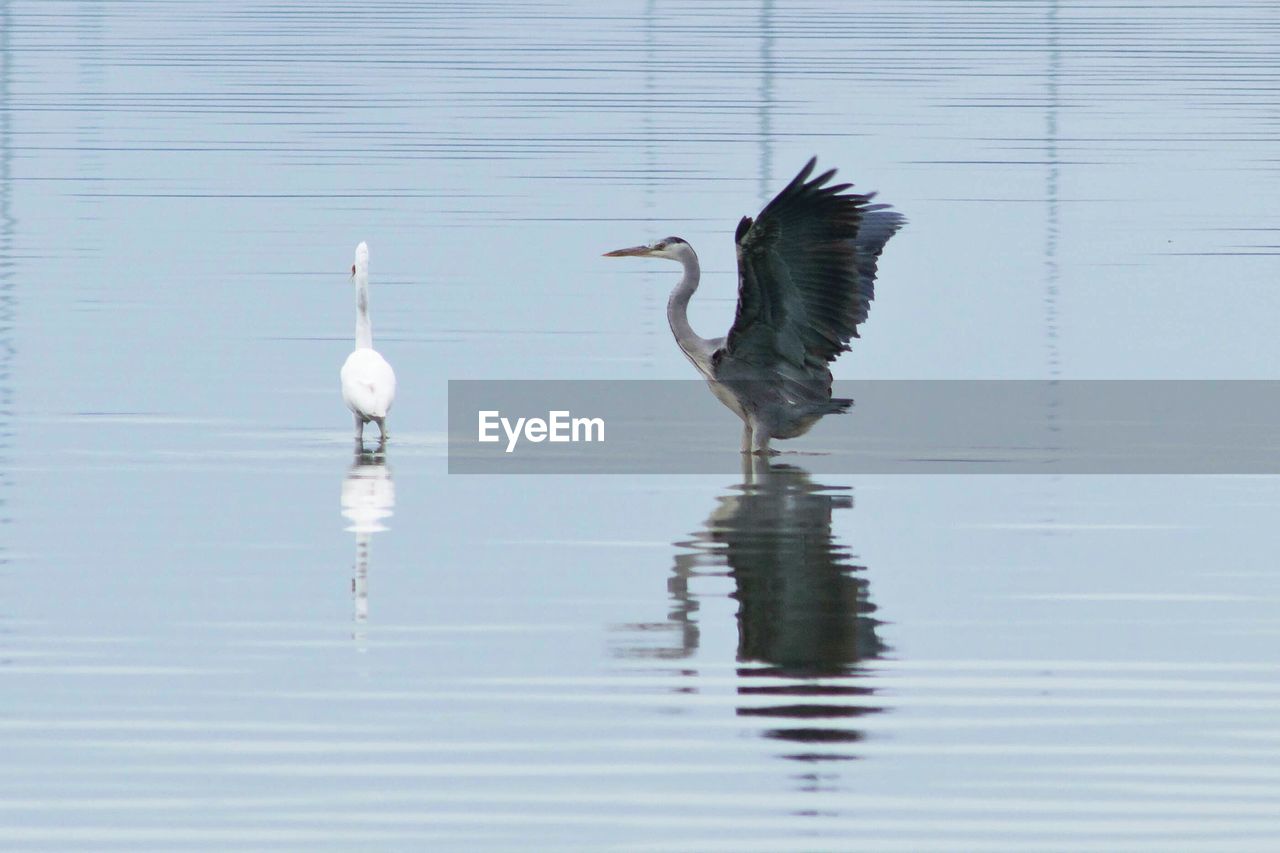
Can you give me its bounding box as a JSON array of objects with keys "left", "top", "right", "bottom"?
[{"left": 340, "top": 241, "right": 396, "bottom": 448}]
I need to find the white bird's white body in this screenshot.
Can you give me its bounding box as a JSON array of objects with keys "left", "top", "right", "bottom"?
[
  {"left": 342, "top": 241, "right": 396, "bottom": 446},
  {"left": 341, "top": 348, "right": 396, "bottom": 420}
]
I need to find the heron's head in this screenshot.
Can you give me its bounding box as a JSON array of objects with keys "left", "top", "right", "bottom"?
[
  {"left": 603, "top": 236, "right": 691, "bottom": 262},
  {"left": 351, "top": 241, "right": 369, "bottom": 280}
]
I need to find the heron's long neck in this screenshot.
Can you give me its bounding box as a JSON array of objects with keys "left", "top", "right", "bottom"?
[
  {"left": 667, "top": 250, "right": 710, "bottom": 362},
  {"left": 355, "top": 274, "right": 373, "bottom": 350}
]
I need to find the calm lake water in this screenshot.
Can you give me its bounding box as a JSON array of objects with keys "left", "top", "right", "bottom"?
[{"left": 3, "top": 1, "right": 1280, "bottom": 849}]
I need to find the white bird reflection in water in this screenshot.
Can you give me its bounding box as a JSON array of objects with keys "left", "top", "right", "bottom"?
[
  {"left": 619, "top": 458, "right": 885, "bottom": 768},
  {"left": 340, "top": 451, "right": 395, "bottom": 642}
]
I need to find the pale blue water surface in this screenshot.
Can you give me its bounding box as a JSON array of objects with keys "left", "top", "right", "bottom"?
[{"left": 2, "top": 1, "right": 1280, "bottom": 850}]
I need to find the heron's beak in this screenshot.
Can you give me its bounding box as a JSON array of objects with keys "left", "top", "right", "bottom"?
[{"left": 603, "top": 245, "right": 653, "bottom": 258}]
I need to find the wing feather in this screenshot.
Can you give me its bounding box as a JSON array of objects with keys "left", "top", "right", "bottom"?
[{"left": 717, "top": 158, "right": 903, "bottom": 387}]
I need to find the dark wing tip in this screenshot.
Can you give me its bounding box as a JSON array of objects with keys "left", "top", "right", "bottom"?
[
  {"left": 811, "top": 167, "right": 838, "bottom": 189},
  {"left": 775, "top": 157, "right": 819, "bottom": 201},
  {"left": 758, "top": 157, "right": 855, "bottom": 221},
  {"left": 735, "top": 216, "right": 754, "bottom": 245}
]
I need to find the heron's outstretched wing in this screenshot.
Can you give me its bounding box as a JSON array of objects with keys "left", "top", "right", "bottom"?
[{"left": 715, "top": 159, "right": 902, "bottom": 393}]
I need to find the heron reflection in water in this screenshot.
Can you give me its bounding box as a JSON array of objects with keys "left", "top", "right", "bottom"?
[
  {"left": 340, "top": 450, "right": 395, "bottom": 642},
  {"left": 619, "top": 459, "right": 885, "bottom": 760},
  {"left": 725, "top": 460, "right": 885, "bottom": 763},
  {"left": 605, "top": 159, "right": 903, "bottom": 454}
]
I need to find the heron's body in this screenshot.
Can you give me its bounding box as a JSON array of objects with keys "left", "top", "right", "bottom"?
[
  {"left": 342, "top": 242, "right": 396, "bottom": 448},
  {"left": 606, "top": 158, "right": 903, "bottom": 454}
]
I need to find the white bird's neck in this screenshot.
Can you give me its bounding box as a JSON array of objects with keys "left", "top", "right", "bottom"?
[
  {"left": 666, "top": 247, "right": 711, "bottom": 363},
  {"left": 354, "top": 272, "right": 373, "bottom": 350}
]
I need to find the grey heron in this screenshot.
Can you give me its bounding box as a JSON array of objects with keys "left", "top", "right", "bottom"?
[{"left": 605, "top": 158, "right": 903, "bottom": 455}]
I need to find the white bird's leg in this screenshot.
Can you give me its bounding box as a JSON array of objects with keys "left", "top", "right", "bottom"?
[
  {"left": 740, "top": 422, "right": 753, "bottom": 454},
  {"left": 354, "top": 413, "right": 365, "bottom": 445},
  {"left": 374, "top": 417, "right": 388, "bottom": 447}
]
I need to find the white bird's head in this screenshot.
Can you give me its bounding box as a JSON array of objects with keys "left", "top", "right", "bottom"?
[
  {"left": 351, "top": 241, "right": 369, "bottom": 280},
  {"left": 603, "top": 236, "right": 692, "bottom": 262}
]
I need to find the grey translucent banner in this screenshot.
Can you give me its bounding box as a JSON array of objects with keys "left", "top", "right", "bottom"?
[{"left": 447, "top": 380, "right": 1280, "bottom": 474}]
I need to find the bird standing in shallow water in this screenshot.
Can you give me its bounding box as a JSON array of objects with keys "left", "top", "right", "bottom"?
[
  {"left": 605, "top": 158, "right": 903, "bottom": 455},
  {"left": 341, "top": 241, "right": 396, "bottom": 449}
]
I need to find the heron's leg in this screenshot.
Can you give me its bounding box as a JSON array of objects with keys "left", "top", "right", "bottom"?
[
  {"left": 375, "top": 417, "right": 388, "bottom": 447},
  {"left": 749, "top": 424, "right": 778, "bottom": 456},
  {"left": 354, "top": 413, "right": 365, "bottom": 444},
  {"left": 740, "top": 423, "right": 753, "bottom": 454}
]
